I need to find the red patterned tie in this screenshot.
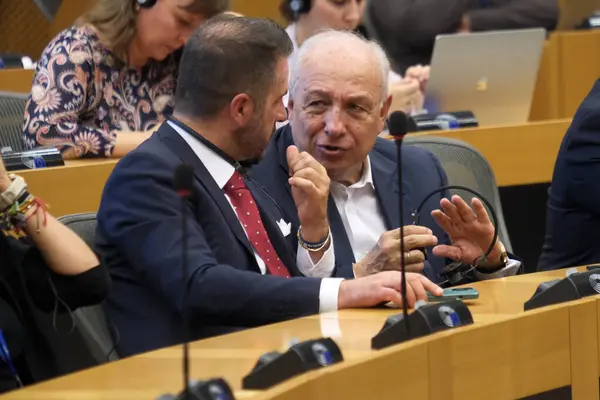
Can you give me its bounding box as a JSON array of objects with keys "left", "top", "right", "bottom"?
[{"left": 223, "top": 171, "right": 291, "bottom": 278}]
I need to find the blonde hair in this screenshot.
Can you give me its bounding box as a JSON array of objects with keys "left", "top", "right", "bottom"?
[{"left": 78, "top": 0, "right": 229, "bottom": 62}]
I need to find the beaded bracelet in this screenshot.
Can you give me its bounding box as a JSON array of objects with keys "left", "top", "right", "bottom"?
[
  {"left": 297, "top": 225, "right": 331, "bottom": 252},
  {"left": 0, "top": 193, "right": 48, "bottom": 234}
]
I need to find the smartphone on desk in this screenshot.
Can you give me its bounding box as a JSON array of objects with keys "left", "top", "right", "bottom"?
[{"left": 427, "top": 287, "right": 479, "bottom": 302}]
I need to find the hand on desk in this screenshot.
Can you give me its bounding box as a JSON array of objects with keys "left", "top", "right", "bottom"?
[
  {"left": 338, "top": 271, "right": 443, "bottom": 309},
  {"left": 431, "top": 195, "right": 503, "bottom": 268}
]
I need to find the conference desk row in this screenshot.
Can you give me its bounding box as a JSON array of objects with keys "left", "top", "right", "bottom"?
[
  {"left": 17, "top": 118, "right": 570, "bottom": 270},
  {"left": 1, "top": 266, "right": 598, "bottom": 400},
  {"left": 19, "top": 119, "right": 571, "bottom": 218}
]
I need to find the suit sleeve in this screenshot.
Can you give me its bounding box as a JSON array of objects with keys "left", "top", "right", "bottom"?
[
  {"left": 468, "top": 0, "right": 558, "bottom": 31},
  {"left": 97, "top": 153, "right": 322, "bottom": 326},
  {"left": 368, "top": 0, "right": 467, "bottom": 48}
]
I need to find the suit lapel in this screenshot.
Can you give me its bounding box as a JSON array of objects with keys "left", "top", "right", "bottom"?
[
  {"left": 327, "top": 195, "right": 357, "bottom": 266},
  {"left": 157, "top": 124, "right": 255, "bottom": 260}
]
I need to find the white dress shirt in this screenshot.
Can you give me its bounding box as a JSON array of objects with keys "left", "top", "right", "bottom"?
[
  {"left": 326, "top": 156, "right": 521, "bottom": 280},
  {"left": 170, "top": 121, "right": 342, "bottom": 312}
]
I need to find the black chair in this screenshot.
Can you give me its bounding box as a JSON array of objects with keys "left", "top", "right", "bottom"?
[
  {"left": 57, "top": 213, "right": 119, "bottom": 364},
  {"left": 0, "top": 91, "right": 28, "bottom": 153},
  {"left": 404, "top": 136, "right": 513, "bottom": 252}
]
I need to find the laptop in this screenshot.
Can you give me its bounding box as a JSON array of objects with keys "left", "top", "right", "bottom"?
[{"left": 423, "top": 28, "right": 546, "bottom": 126}]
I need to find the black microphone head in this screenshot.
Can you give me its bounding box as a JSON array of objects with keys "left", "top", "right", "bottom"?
[
  {"left": 388, "top": 111, "right": 410, "bottom": 139},
  {"left": 174, "top": 163, "right": 194, "bottom": 194}
]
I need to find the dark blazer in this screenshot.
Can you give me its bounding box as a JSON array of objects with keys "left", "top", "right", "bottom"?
[
  {"left": 250, "top": 125, "right": 450, "bottom": 282},
  {"left": 367, "top": 0, "right": 558, "bottom": 74},
  {"left": 95, "top": 122, "right": 322, "bottom": 358},
  {"left": 539, "top": 80, "right": 600, "bottom": 271}
]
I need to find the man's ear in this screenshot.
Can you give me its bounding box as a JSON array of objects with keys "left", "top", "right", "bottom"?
[
  {"left": 376, "top": 95, "right": 393, "bottom": 133},
  {"left": 230, "top": 93, "right": 255, "bottom": 127},
  {"left": 381, "top": 95, "right": 393, "bottom": 120}
]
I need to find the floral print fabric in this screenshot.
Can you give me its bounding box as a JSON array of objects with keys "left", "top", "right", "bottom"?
[{"left": 23, "top": 25, "right": 178, "bottom": 158}]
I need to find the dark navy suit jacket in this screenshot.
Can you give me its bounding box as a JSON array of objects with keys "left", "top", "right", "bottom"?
[
  {"left": 95, "top": 122, "right": 322, "bottom": 357},
  {"left": 250, "top": 125, "right": 451, "bottom": 282},
  {"left": 539, "top": 80, "right": 600, "bottom": 271}
]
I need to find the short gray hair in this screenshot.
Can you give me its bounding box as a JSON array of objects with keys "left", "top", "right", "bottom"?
[{"left": 289, "top": 30, "right": 391, "bottom": 103}]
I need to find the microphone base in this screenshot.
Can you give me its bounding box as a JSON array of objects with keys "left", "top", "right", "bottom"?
[
  {"left": 524, "top": 269, "right": 600, "bottom": 311},
  {"left": 242, "top": 337, "right": 343, "bottom": 390},
  {"left": 157, "top": 379, "right": 236, "bottom": 400},
  {"left": 371, "top": 300, "right": 473, "bottom": 350}
]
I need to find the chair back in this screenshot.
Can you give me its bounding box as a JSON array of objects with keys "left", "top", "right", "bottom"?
[
  {"left": 57, "top": 213, "right": 119, "bottom": 363},
  {"left": 404, "top": 136, "right": 513, "bottom": 252},
  {"left": 0, "top": 91, "right": 28, "bottom": 152}
]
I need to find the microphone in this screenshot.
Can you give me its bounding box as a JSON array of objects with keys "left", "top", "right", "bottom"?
[
  {"left": 158, "top": 165, "right": 236, "bottom": 400},
  {"left": 409, "top": 111, "right": 478, "bottom": 132},
  {"left": 174, "top": 163, "right": 194, "bottom": 399},
  {"left": 2, "top": 148, "right": 64, "bottom": 171},
  {"left": 387, "top": 111, "right": 411, "bottom": 337}
]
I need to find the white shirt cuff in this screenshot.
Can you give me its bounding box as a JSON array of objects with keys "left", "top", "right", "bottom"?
[
  {"left": 473, "top": 258, "right": 521, "bottom": 281},
  {"left": 319, "top": 278, "right": 344, "bottom": 313},
  {"left": 296, "top": 239, "right": 335, "bottom": 278}
]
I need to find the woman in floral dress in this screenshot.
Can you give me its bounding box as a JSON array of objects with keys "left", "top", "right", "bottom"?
[{"left": 23, "top": 0, "right": 228, "bottom": 159}]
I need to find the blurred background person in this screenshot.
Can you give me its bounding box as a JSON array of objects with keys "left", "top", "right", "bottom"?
[
  {"left": 279, "top": 0, "right": 427, "bottom": 115},
  {"left": 367, "top": 0, "right": 559, "bottom": 75},
  {"left": 22, "top": 0, "right": 228, "bottom": 159}
]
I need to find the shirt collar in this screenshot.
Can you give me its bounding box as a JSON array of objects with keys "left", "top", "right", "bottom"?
[
  {"left": 331, "top": 156, "right": 374, "bottom": 190},
  {"left": 168, "top": 120, "right": 235, "bottom": 189}
]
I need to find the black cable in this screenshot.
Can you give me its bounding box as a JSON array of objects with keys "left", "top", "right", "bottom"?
[{"left": 411, "top": 185, "right": 499, "bottom": 285}]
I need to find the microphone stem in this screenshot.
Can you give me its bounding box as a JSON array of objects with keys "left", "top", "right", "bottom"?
[
  {"left": 395, "top": 137, "right": 410, "bottom": 337},
  {"left": 181, "top": 197, "right": 190, "bottom": 399}
]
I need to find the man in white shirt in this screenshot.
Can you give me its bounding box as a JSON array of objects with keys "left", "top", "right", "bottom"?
[
  {"left": 252, "top": 30, "right": 521, "bottom": 284},
  {"left": 96, "top": 15, "right": 442, "bottom": 357}
]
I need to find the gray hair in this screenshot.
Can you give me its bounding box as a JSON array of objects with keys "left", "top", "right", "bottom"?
[{"left": 289, "top": 30, "right": 391, "bottom": 103}]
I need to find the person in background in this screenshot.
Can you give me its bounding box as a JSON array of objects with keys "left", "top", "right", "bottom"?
[
  {"left": 367, "top": 0, "right": 558, "bottom": 74},
  {"left": 0, "top": 155, "right": 108, "bottom": 393},
  {"left": 23, "top": 0, "right": 228, "bottom": 159},
  {"left": 278, "top": 0, "right": 429, "bottom": 115}
]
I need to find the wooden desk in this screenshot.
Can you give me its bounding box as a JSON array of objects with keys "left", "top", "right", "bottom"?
[
  {"left": 18, "top": 159, "right": 118, "bottom": 217},
  {"left": 410, "top": 119, "right": 570, "bottom": 187},
  {"left": 2, "top": 267, "right": 598, "bottom": 400},
  {"left": 0, "top": 70, "right": 34, "bottom": 94}
]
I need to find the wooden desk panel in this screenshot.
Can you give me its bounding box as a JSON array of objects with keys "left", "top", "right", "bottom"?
[
  {"left": 557, "top": 31, "right": 600, "bottom": 118},
  {"left": 416, "top": 119, "right": 571, "bottom": 187},
  {"left": 18, "top": 159, "right": 118, "bottom": 217},
  {"left": 530, "top": 35, "right": 561, "bottom": 121},
  {"left": 3, "top": 268, "right": 595, "bottom": 400},
  {"left": 0, "top": 70, "right": 34, "bottom": 94}
]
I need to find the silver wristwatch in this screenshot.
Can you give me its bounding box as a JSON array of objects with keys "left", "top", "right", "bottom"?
[{"left": 0, "top": 175, "right": 28, "bottom": 211}]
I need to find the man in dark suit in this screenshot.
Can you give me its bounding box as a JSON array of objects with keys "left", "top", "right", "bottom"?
[
  {"left": 252, "top": 30, "right": 521, "bottom": 284},
  {"left": 95, "top": 15, "right": 442, "bottom": 358},
  {"left": 538, "top": 81, "right": 600, "bottom": 271}
]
